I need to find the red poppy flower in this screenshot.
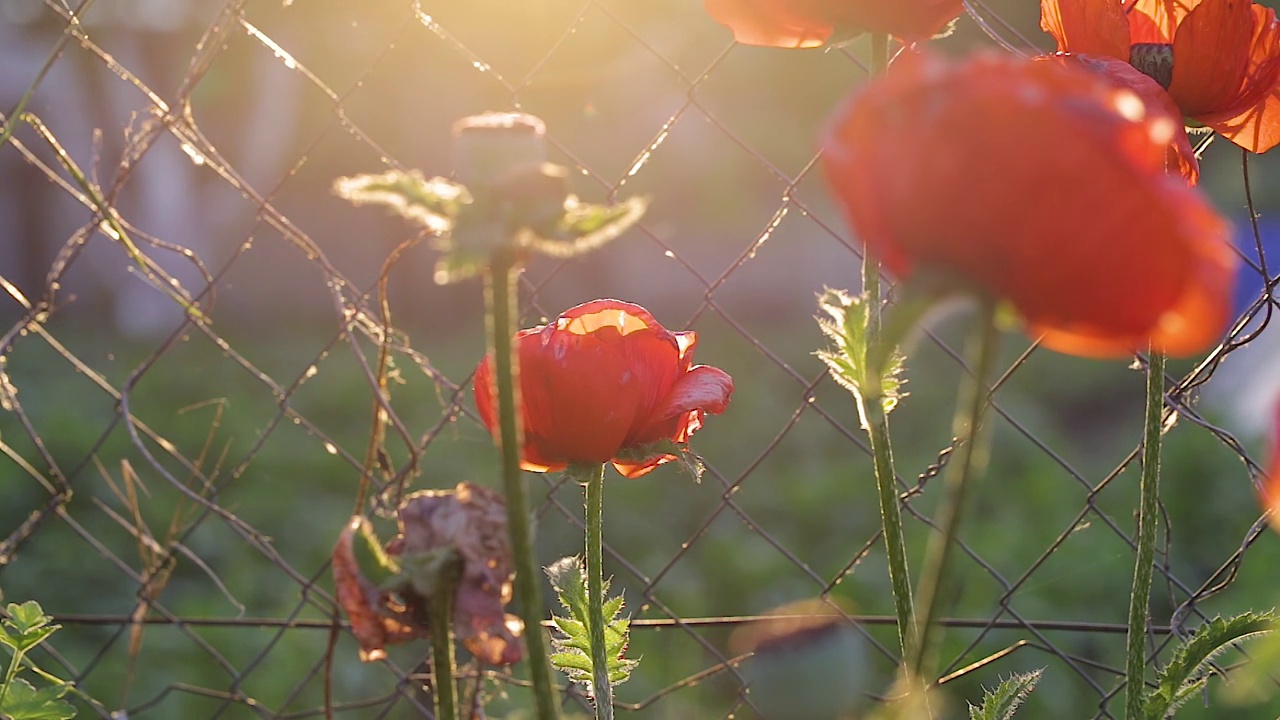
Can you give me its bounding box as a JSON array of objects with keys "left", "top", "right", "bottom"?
[
  {"left": 703, "top": 0, "right": 964, "bottom": 47},
  {"left": 820, "top": 51, "right": 1237, "bottom": 358},
  {"left": 1041, "top": 0, "right": 1280, "bottom": 153},
  {"left": 1264, "top": 402, "right": 1280, "bottom": 534},
  {"left": 473, "top": 299, "right": 734, "bottom": 478}
]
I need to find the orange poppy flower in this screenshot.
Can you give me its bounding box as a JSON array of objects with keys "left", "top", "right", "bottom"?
[
  {"left": 820, "top": 51, "right": 1237, "bottom": 358},
  {"left": 1041, "top": 0, "right": 1280, "bottom": 153},
  {"left": 703, "top": 0, "right": 964, "bottom": 47},
  {"left": 474, "top": 299, "right": 734, "bottom": 478}
]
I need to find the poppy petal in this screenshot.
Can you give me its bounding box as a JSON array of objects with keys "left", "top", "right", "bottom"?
[
  {"left": 1129, "top": 0, "right": 1204, "bottom": 43},
  {"left": 703, "top": 0, "right": 833, "bottom": 48},
  {"left": 656, "top": 366, "right": 735, "bottom": 421},
  {"left": 1265, "top": 402, "right": 1280, "bottom": 534},
  {"left": 611, "top": 454, "right": 674, "bottom": 479},
  {"left": 520, "top": 325, "right": 648, "bottom": 465},
  {"left": 839, "top": 0, "right": 965, "bottom": 40},
  {"left": 1167, "top": 0, "right": 1255, "bottom": 115},
  {"left": 474, "top": 330, "right": 569, "bottom": 472},
  {"left": 1196, "top": 4, "right": 1280, "bottom": 151},
  {"left": 1028, "top": 179, "right": 1234, "bottom": 356},
  {"left": 1040, "top": 0, "right": 1131, "bottom": 60},
  {"left": 1049, "top": 53, "right": 1200, "bottom": 182},
  {"left": 556, "top": 298, "right": 664, "bottom": 337},
  {"left": 627, "top": 365, "right": 735, "bottom": 448},
  {"left": 1209, "top": 87, "right": 1280, "bottom": 152}
]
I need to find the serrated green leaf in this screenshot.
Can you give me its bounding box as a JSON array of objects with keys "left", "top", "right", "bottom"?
[
  {"left": 550, "top": 653, "right": 594, "bottom": 673},
  {"left": 1218, "top": 624, "right": 1280, "bottom": 705},
  {"left": 526, "top": 196, "right": 648, "bottom": 257},
  {"left": 968, "top": 669, "right": 1043, "bottom": 720},
  {"left": 546, "top": 556, "right": 589, "bottom": 618},
  {"left": 333, "top": 170, "right": 468, "bottom": 233},
  {"left": 554, "top": 635, "right": 592, "bottom": 654},
  {"left": 815, "top": 288, "right": 906, "bottom": 417},
  {"left": 1144, "top": 611, "right": 1276, "bottom": 719},
  {"left": 0, "top": 677, "right": 76, "bottom": 720},
  {"left": 5, "top": 602, "right": 51, "bottom": 635},
  {"left": 552, "top": 617, "right": 584, "bottom": 636},
  {"left": 608, "top": 664, "right": 638, "bottom": 683},
  {"left": 1, "top": 602, "right": 59, "bottom": 654},
  {"left": 601, "top": 595, "right": 624, "bottom": 620},
  {"left": 544, "top": 555, "right": 638, "bottom": 691}
]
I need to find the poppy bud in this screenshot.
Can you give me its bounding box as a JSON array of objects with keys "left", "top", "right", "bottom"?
[{"left": 452, "top": 112, "right": 548, "bottom": 188}]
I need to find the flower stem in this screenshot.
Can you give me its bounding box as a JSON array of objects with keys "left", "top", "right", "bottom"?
[
  {"left": 910, "top": 300, "right": 1000, "bottom": 679},
  {"left": 428, "top": 557, "right": 462, "bottom": 720},
  {"left": 860, "top": 30, "right": 916, "bottom": 662},
  {"left": 1125, "top": 348, "right": 1164, "bottom": 719},
  {"left": 862, "top": 396, "right": 916, "bottom": 659},
  {"left": 485, "top": 247, "right": 561, "bottom": 720},
  {"left": 582, "top": 462, "right": 614, "bottom": 720}
]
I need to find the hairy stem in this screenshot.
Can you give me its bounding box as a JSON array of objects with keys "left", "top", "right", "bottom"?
[
  {"left": 859, "top": 30, "right": 917, "bottom": 663},
  {"left": 428, "top": 558, "right": 462, "bottom": 720},
  {"left": 863, "top": 396, "right": 916, "bottom": 659},
  {"left": 485, "top": 247, "right": 561, "bottom": 720},
  {"left": 911, "top": 301, "right": 1000, "bottom": 678},
  {"left": 583, "top": 463, "right": 614, "bottom": 720},
  {"left": 1125, "top": 348, "right": 1165, "bottom": 719}
]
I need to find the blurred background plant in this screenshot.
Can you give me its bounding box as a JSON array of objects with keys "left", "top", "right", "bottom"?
[{"left": 1, "top": 0, "right": 1279, "bottom": 718}]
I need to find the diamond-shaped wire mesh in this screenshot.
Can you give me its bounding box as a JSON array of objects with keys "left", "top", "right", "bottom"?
[{"left": 1, "top": 0, "right": 1278, "bottom": 718}]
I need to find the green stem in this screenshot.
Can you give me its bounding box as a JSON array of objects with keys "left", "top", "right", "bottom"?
[
  {"left": 0, "top": 644, "right": 22, "bottom": 713},
  {"left": 428, "top": 559, "right": 462, "bottom": 720},
  {"left": 910, "top": 301, "right": 1001, "bottom": 679},
  {"left": 485, "top": 247, "right": 561, "bottom": 720},
  {"left": 582, "top": 463, "right": 614, "bottom": 720},
  {"left": 860, "top": 30, "right": 916, "bottom": 662},
  {"left": 1125, "top": 348, "right": 1164, "bottom": 719},
  {"left": 862, "top": 397, "right": 916, "bottom": 660}
]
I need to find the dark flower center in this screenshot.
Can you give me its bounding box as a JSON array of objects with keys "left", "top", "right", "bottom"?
[{"left": 1130, "top": 43, "right": 1174, "bottom": 89}]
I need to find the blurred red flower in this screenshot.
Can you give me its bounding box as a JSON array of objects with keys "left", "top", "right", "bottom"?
[
  {"left": 1041, "top": 0, "right": 1280, "bottom": 153},
  {"left": 474, "top": 299, "right": 733, "bottom": 478},
  {"left": 1043, "top": 53, "right": 1200, "bottom": 182},
  {"left": 703, "top": 0, "right": 964, "bottom": 47},
  {"left": 821, "top": 51, "right": 1237, "bottom": 358},
  {"left": 1265, "top": 403, "right": 1280, "bottom": 534}
]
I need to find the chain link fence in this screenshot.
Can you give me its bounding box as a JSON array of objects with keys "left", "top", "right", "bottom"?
[{"left": 1, "top": 0, "right": 1278, "bottom": 718}]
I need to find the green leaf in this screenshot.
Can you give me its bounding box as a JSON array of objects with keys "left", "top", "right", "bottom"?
[
  {"left": 333, "top": 169, "right": 470, "bottom": 233},
  {"left": 1143, "top": 611, "right": 1276, "bottom": 719},
  {"left": 1, "top": 602, "right": 59, "bottom": 654},
  {"left": 544, "top": 556, "right": 638, "bottom": 692},
  {"left": 816, "top": 288, "right": 906, "bottom": 418},
  {"left": 348, "top": 517, "right": 400, "bottom": 584},
  {"left": 546, "top": 556, "right": 589, "bottom": 617},
  {"left": 601, "top": 596, "right": 624, "bottom": 620},
  {"left": 526, "top": 196, "right": 648, "bottom": 257},
  {"left": 0, "top": 677, "right": 76, "bottom": 720},
  {"left": 5, "top": 603, "right": 51, "bottom": 636},
  {"left": 549, "top": 652, "right": 594, "bottom": 673},
  {"left": 1218, "top": 623, "right": 1280, "bottom": 706},
  {"left": 968, "top": 669, "right": 1043, "bottom": 720}
]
